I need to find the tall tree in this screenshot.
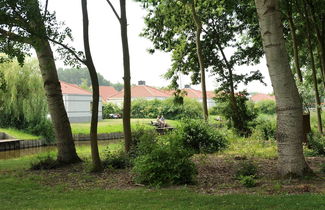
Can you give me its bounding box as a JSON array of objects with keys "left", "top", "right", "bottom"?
[
  {"left": 0, "top": 0, "right": 80, "bottom": 164},
  {"left": 81, "top": 0, "right": 102, "bottom": 171},
  {"left": 105, "top": 0, "right": 132, "bottom": 152},
  {"left": 255, "top": 0, "right": 311, "bottom": 176}
]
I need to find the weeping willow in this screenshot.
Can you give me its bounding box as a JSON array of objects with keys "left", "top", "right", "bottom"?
[{"left": 0, "top": 57, "right": 48, "bottom": 130}]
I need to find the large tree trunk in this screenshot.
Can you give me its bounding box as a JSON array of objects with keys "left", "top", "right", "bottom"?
[
  {"left": 35, "top": 40, "right": 81, "bottom": 164},
  {"left": 120, "top": 0, "right": 132, "bottom": 153},
  {"left": 190, "top": 2, "right": 208, "bottom": 121},
  {"left": 81, "top": 0, "right": 102, "bottom": 171},
  {"left": 255, "top": 0, "right": 311, "bottom": 177}
]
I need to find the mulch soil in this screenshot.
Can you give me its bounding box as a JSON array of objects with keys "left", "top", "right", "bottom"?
[{"left": 9, "top": 156, "right": 325, "bottom": 195}]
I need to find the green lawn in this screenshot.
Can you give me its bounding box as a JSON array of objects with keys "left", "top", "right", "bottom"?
[
  {"left": 0, "top": 174, "right": 324, "bottom": 209},
  {"left": 71, "top": 118, "right": 179, "bottom": 134},
  {"left": 0, "top": 128, "right": 40, "bottom": 140}
]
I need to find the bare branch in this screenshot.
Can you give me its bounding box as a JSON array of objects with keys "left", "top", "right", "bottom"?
[
  {"left": 48, "top": 37, "right": 86, "bottom": 65},
  {"left": 105, "top": 0, "right": 121, "bottom": 22},
  {"left": 43, "top": 0, "right": 49, "bottom": 19}
]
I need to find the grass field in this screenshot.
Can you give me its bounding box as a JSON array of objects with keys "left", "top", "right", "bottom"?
[
  {"left": 0, "top": 128, "right": 40, "bottom": 140},
  {"left": 71, "top": 118, "right": 179, "bottom": 134}
]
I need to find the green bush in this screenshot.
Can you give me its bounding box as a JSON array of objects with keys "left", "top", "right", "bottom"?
[
  {"left": 132, "top": 140, "right": 197, "bottom": 187},
  {"left": 130, "top": 125, "right": 157, "bottom": 158},
  {"left": 102, "top": 103, "right": 122, "bottom": 119},
  {"left": 236, "top": 161, "right": 258, "bottom": 178},
  {"left": 319, "top": 162, "right": 325, "bottom": 173},
  {"left": 254, "top": 100, "right": 276, "bottom": 115},
  {"left": 176, "top": 119, "right": 228, "bottom": 154},
  {"left": 251, "top": 115, "right": 276, "bottom": 141},
  {"left": 27, "top": 119, "right": 54, "bottom": 142},
  {"left": 239, "top": 175, "right": 256, "bottom": 188},
  {"left": 103, "top": 150, "right": 131, "bottom": 169},
  {"left": 307, "top": 132, "right": 325, "bottom": 156},
  {"left": 214, "top": 91, "right": 257, "bottom": 136},
  {"left": 30, "top": 154, "right": 58, "bottom": 170},
  {"left": 131, "top": 97, "right": 203, "bottom": 120}
]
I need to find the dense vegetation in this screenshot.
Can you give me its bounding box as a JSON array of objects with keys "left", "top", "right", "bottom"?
[{"left": 0, "top": 58, "right": 54, "bottom": 141}]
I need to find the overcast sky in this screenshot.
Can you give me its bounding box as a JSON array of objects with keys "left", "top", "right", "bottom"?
[{"left": 46, "top": 0, "right": 273, "bottom": 93}]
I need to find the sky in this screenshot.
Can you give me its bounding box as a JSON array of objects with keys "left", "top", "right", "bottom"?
[{"left": 46, "top": 0, "right": 273, "bottom": 93}]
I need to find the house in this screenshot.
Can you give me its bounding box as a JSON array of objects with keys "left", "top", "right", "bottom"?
[
  {"left": 99, "top": 86, "right": 118, "bottom": 102},
  {"left": 182, "top": 87, "right": 216, "bottom": 108},
  {"left": 250, "top": 93, "right": 275, "bottom": 102},
  {"left": 107, "top": 81, "right": 216, "bottom": 108},
  {"left": 60, "top": 81, "right": 102, "bottom": 123},
  {"left": 107, "top": 81, "right": 170, "bottom": 106}
]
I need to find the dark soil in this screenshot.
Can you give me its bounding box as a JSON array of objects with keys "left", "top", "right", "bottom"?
[{"left": 19, "top": 156, "right": 325, "bottom": 195}]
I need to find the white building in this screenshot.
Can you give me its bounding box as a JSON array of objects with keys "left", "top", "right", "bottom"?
[{"left": 60, "top": 81, "right": 102, "bottom": 123}]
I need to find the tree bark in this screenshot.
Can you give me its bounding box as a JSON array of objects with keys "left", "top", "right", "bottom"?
[
  {"left": 35, "top": 40, "right": 81, "bottom": 164},
  {"left": 255, "top": 0, "right": 311, "bottom": 177},
  {"left": 119, "top": 0, "right": 132, "bottom": 153},
  {"left": 190, "top": 2, "right": 208, "bottom": 121},
  {"left": 81, "top": 0, "right": 102, "bottom": 171}
]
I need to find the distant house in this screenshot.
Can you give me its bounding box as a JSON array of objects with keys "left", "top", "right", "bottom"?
[
  {"left": 250, "top": 93, "right": 275, "bottom": 102},
  {"left": 107, "top": 81, "right": 216, "bottom": 108},
  {"left": 182, "top": 87, "right": 216, "bottom": 108},
  {"left": 99, "top": 86, "right": 118, "bottom": 102},
  {"left": 107, "top": 81, "right": 170, "bottom": 106},
  {"left": 60, "top": 81, "right": 102, "bottom": 123}
]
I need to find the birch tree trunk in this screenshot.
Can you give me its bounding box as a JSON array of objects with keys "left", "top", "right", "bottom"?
[
  {"left": 255, "top": 0, "right": 311, "bottom": 177},
  {"left": 35, "top": 40, "right": 81, "bottom": 164}
]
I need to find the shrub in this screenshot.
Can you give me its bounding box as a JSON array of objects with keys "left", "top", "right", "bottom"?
[
  {"left": 307, "top": 132, "right": 325, "bottom": 156},
  {"left": 132, "top": 141, "right": 197, "bottom": 187},
  {"left": 102, "top": 103, "right": 121, "bottom": 119},
  {"left": 102, "top": 150, "right": 131, "bottom": 169},
  {"left": 321, "top": 163, "right": 325, "bottom": 173},
  {"left": 176, "top": 119, "right": 227, "bottom": 154},
  {"left": 130, "top": 125, "right": 157, "bottom": 158},
  {"left": 214, "top": 91, "right": 257, "bottom": 136},
  {"left": 27, "top": 119, "right": 55, "bottom": 142},
  {"left": 239, "top": 175, "right": 256, "bottom": 188},
  {"left": 30, "top": 154, "right": 58, "bottom": 170},
  {"left": 131, "top": 97, "right": 203, "bottom": 120},
  {"left": 254, "top": 100, "right": 276, "bottom": 115},
  {"left": 236, "top": 161, "right": 258, "bottom": 178},
  {"left": 251, "top": 115, "right": 276, "bottom": 141}
]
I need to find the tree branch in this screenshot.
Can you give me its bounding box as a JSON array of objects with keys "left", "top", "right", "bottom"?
[
  {"left": 0, "top": 28, "right": 32, "bottom": 44},
  {"left": 105, "top": 0, "right": 121, "bottom": 22},
  {"left": 43, "top": 0, "right": 49, "bottom": 19},
  {"left": 48, "top": 37, "right": 86, "bottom": 65}
]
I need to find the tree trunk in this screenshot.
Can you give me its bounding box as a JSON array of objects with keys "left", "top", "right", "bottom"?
[
  {"left": 287, "top": 2, "right": 303, "bottom": 82},
  {"left": 120, "top": 0, "right": 132, "bottom": 153},
  {"left": 35, "top": 40, "right": 81, "bottom": 164},
  {"left": 255, "top": 0, "right": 311, "bottom": 177},
  {"left": 81, "top": 0, "right": 102, "bottom": 171},
  {"left": 216, "top": 41, "right": 240, "bottom": 131},
  {"left": 190, "top": 2, "right": 208, "bottom": 121},
  {"left": 306, "top": 26, "right": 323, "bottom": 133}
]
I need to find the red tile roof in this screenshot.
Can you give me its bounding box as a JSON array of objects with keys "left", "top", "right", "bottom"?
[
  {"left": 60, "top": 81, "right": 92, "bottom": 95},
  {"left": 183, "top": 88, "right": 215, "bottom": 99},
  {"left": 109, "top": 85, "right": 171, "bottom": 99},
  {"left": 99, "top": 86, "right": 118, "bottom": 101},
  {"left": 251, "top": 93, "right": 275, "bottom": 102}
]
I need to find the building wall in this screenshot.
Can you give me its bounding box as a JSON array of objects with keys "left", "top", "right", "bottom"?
[{"left": 63, "top": 94, "right": 102, "bottom": 123}]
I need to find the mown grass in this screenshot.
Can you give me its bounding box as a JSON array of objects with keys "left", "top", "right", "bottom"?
[
  {"left": 0, "top": 174, "right": 325, "bottom": 209},
  {"left": 71, "top": 118, "right": 179, "bottom": 134},
  {"left": 0, "top": 128, "right": 40, "bottom": 140}
]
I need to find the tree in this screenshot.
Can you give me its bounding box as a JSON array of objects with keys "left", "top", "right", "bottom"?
[
  {"left": 0, "top": 0, "right": 80, "bottom": 164},
  {"left": 137, "top": 0, "right": 264, "bottom": 131},
  {"left": 255, "top": 0, "right": 311, "bottom": 176},
  {"left": 105, "top": 0, "right": 132, "bottom": 152},
  {"left": 81, "top": 0, "right": 102, "bottom": 171}
]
